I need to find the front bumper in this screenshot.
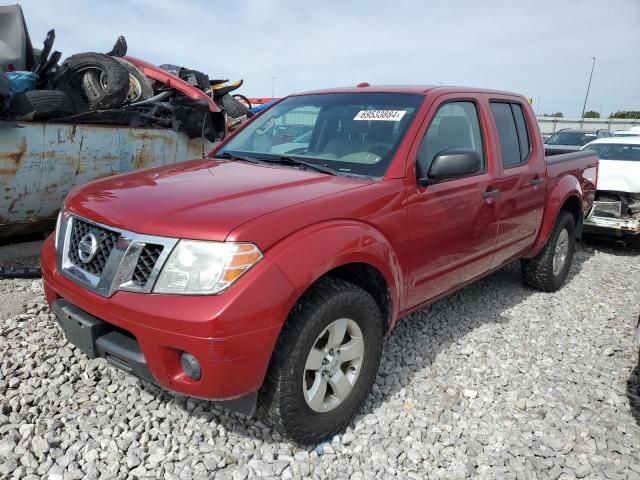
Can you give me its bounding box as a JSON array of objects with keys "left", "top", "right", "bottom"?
[
  {"left": 41, "top": 234, "right": 298, "bottom": 408},
  {"left": 583, "top": 215, "right": 640, "bottom": 238}
]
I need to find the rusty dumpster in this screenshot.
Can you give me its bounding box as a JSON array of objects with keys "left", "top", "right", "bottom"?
[{"left": 0, "top": 121, "right": 215, "bottom": 240}]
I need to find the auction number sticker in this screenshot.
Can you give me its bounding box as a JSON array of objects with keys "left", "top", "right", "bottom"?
[{"left": 353, "top": 110, "right": 407, "bottom": 121}]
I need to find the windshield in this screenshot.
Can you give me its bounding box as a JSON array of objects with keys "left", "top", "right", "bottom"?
[
  {"left": 546, "top": 132, "right": 596, "bottom": 146},
  {"left": 586, "top": 143, "right": 640, "bottom": 161},
  {"left": 217, "top": 92, "right": 423, "bottom": 177}
]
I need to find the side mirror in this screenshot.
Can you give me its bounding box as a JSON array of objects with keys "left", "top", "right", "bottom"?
[{"left": 417, "top": 148, "right": 481, "bottom": 185}]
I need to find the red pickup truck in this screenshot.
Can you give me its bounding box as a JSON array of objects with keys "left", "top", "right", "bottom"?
[{"left": 41, "top": 85, "right": 598, "bottom": 443}]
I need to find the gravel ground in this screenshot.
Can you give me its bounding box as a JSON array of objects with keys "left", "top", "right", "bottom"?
[{"left": 1, "top": 240, "right": 640, "bottom": 479}]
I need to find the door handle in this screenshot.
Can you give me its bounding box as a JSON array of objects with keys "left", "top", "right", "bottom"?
[
  {"left": 482, "top": 189, "right": 500, "bottom": 199},
  {"left": 530, "top": 177, "right": 544, "bottom": 186}
]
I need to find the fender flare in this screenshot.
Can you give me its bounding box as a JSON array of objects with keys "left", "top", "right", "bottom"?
[
  {"left": 264, "top": 219, "right": 404, "bottom": 325},
  {"left": 525, "top": 175, "right": 583, "bottom": 258}
]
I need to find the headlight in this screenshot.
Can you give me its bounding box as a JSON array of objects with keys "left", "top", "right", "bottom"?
[
  {"left": 153, "top": 240, "right": 263, "bottom": 295},
  {"left": 54, "top": 211, "right": 63, "bottom": 251}
]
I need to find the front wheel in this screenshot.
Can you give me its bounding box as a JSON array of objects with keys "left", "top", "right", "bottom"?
[
  {"left": 258, "top": 278, "right": 384, "bottom": 444},
  {"left": 521, "top": 210, "right": 576, "bottom": 292}
]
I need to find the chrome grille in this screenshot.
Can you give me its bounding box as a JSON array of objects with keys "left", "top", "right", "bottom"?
[
  {"left": 131, "top": 244, "right": 164, "bottom": 287},
  {"left": 58, "top": 214, "right": 178, "bottom": 297},
  {"left": 67, "top": 219, "right": 119, "bottom": 275}
]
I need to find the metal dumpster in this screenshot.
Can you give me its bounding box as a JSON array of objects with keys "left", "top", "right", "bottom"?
[{"left": 0, "top": 121, "right": 215, "bottom": 240}]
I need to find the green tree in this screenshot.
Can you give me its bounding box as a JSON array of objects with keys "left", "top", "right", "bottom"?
[
  {"left": 610, "top": 111, "right": 640, "bottom": 119},
  {"left": 543, "top": 112, "right": 564, "bottom": 118},
  {"left": 584, "top": 111, "right": 600, "bottom": 118}
]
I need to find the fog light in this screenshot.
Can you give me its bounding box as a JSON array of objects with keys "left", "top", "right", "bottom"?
[{"left": 181, "top": 352, "right": 201, "bottom": 381}]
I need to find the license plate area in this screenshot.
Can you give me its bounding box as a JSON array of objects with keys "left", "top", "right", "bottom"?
[{"left": 52, "top": 300, "right": 112, "bottom": 358}]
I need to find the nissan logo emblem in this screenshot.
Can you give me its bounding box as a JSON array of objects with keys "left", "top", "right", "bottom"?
[{"left": 77, "top": 232, "right": 99, "bottom": 263}]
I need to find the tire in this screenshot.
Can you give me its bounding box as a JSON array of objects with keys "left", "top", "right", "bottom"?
[
  {"left": 216, "top": 93, "right": 253, "bottom": 119},
  {"left": 92, "top": 57, "right": 153, "bottom": 103},
  {"left": 8, "top": 90, "right": 75, "bottom": 120},
  {"left": 53, "top": 53, "right": 129, "bottom": 112},
  {"left": 258, "top": 278, "right": 384, "bottom": 444},
  {"left": 521, "top": 210, "right": 576, "bottom": 292},
  {"left": 233, "top": 94, "right": 252, "bottom": 109}
]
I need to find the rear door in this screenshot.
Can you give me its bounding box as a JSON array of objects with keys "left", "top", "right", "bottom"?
[
  {"left": 405, "top": 95, "right": 500, "bottom": 307},
  {"left": 489, "top": 100, "right": 546, "bottom": 266}
]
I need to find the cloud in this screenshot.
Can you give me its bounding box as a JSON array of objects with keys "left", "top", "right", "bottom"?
[{"left": 16, "top": 0, "right": 640, "bottom": 116}]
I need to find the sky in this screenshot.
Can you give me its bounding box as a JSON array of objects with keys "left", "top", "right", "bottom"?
[{"left": 16, "top": 0, "right": 640, "bottom": 118}]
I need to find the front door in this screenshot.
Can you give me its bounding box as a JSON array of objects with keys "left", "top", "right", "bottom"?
[{"left": 406, "top": 97, "right": 500, "bottom": 308}]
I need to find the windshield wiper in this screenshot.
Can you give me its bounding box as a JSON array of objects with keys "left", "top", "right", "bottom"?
[
  {"left": 215, "top": 151, "right": 262, "bottom": 164},
  {"left": 264, "top": 156, "right": 338, "bottom": 176},
  {"left": 217, "top": 152, "right": 339, "bottom": 176}
]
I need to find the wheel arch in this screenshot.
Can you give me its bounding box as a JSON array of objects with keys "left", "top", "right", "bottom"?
[
  {"left": 316, "top": 262, "right": 392, "bottom": 332},
  {"left": 266, "top": 220, "right": 404, "bottom": 331},
  {"left": 525, "top": 177, "right": 583, "bottom": 258}
]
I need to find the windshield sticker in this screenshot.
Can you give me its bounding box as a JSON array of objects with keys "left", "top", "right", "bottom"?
[{"left": 353, "top": 110, "right": 407, "bottom": 121}]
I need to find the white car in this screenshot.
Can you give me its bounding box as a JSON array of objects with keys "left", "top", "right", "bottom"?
[
  {"left": 581, "top": 137, "right": 640, "bottom": 241},
  {"left": 613, "top": 125, "right": 640, "bottom": 137}
]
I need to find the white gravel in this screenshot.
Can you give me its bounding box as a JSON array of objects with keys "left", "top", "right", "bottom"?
[{"left": 1, "top": 240, "right": 640, "bottom": 479}]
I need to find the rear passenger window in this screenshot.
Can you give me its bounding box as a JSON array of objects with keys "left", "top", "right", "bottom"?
[
  {"left": 490, "top": 102, "right": 521, "bottom": 166},
  {"left": 511, "top": 103, "right": 531, "bottom": 162},
  {"left": 417, "top": 101, "right": 485, "bottom": 173}
]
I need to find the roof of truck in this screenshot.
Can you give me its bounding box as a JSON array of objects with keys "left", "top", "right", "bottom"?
[{"left": 291, "top": 84, "right": 526, "bottom": 98}]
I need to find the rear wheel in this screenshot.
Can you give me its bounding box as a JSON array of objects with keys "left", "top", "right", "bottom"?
[
  {"left": 521, "top": 210, "right": 576, "bottom": 291},
  {"left": 258, "top": 278, "right": 384, "bottom": 444}
]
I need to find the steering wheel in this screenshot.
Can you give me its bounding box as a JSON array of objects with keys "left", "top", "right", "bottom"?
[
  {"left": 255, "top": 119, "right": 275, "bottom": 136},
  {"left": 366, "top": 143, "right": 392, "bottom": 157}
]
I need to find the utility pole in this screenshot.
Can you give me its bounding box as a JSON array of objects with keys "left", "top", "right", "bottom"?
[
  {"left": 536, "top": 96, "right": 541, "bottom": 116},
  {"left": 271, "top": 77, "right": 276, "bottom": 98},
  {"left": 580, "top": 57, "right": 596, "bottom": 118}
]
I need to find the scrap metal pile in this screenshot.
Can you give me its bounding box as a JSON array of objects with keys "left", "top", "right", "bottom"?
[{"left": 0, "top": 4, "right": 253, "bottom": 140}]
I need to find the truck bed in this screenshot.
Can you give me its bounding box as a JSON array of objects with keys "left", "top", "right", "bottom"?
[{"left": 545, "top": 149, "right": 598, "bottom": 214}]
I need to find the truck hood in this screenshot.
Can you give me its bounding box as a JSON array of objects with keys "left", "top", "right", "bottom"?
[
  {"left": 597, "top": 160, "right": 640, "bottom": 193},
  {"left": 65, "top": 158, "right": 372, "bottom": 240}
]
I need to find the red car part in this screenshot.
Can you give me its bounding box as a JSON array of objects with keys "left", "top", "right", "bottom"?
[{"left": 124, "top": 56, "right": 220, "bottom": 113}]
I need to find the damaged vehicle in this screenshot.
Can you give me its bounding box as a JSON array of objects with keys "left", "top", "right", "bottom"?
[{"left": 582, "top": 136, "right": 640, "bottom": 243}]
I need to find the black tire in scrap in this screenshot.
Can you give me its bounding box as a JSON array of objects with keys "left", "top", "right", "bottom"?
[
  {"left": 258, "top": 278, "right": 384, "bottom": 444},
  {"left": 216, "top": 93, "right": 253, "bottom": 119},
  {"left": 521, "top": 210, "right": 576, "bottom": 292},
  {"left": 86, "top": 57, "right": 153, "bottom": 103},
  {"left": 53, "top": 53, "right": 129, "bottom": 112},
  {"left": 233, "top": 94, "right": 252, "bottom": 109},
  {"left": 8, "top": 89, "right": 75, "bottom": 120}
]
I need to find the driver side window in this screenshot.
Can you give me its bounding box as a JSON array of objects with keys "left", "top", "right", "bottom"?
[{"left": 417, "top": 101, "right": 485, "bottom": 174}]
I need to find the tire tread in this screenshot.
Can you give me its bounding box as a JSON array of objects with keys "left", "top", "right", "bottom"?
[
  {"left": 521, "top": 210, "right": 575, "bottom": 292},
  {"left": 257, "top": 277, "right": 383, "bottom": 443},
  {"left": 8, "top": 89, "right": 74, "bottom": 120}
]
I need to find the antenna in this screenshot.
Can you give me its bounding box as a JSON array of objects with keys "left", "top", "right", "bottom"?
[
  {"left": 580, "top": 57, "right": 596, "bottom": 118},
  {"left": 201, "top": 113, "right": 207, "bottom": 159}
]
